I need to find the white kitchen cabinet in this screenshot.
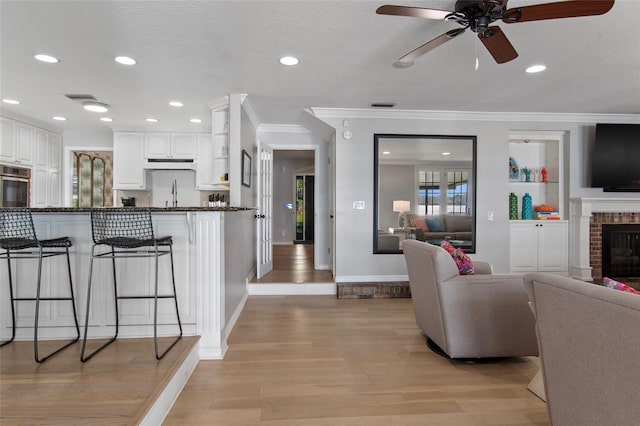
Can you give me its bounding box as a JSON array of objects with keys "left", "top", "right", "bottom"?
[
  {"left": 32, "top": 167, "right": 48, "bottom": 207},
  {"left": 509, "top": 221, "right": 568, "bottom": 273},
  {"left": 0, "top": 117, "right": 34, "bottom": 166},
  {"left": 144, "top": 132, "right": 196, "bottom": 159},
  {"left": 195, "top": 133, "right": 215, "bottom": 190},
  {"left": 49, "top": 133, "right": 62, "bottom": 170},
  {"left": 35, "top": 129, "right": 50, "bottom": 168},
  {"left": 113, "top": 132, "right": 146, "bottom": 189},
  {"left": 211, "top": 101, "right": 230, "bottom": 186}
]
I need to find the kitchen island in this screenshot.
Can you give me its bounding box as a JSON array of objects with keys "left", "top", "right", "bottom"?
[{"left": 0, "top": 207, "right": 256, "bottom": 359}]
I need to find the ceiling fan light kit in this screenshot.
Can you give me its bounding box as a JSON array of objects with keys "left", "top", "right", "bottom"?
[{"left": 377, "top": 0, "right": 614, "bottom": 64}]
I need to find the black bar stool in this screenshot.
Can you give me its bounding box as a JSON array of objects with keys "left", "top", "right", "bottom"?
[
  {"left": 0, "top": 208, "right": 80, "bottom": 363},
  {"left": 81, "top": 208, "right": 182, "bottom": 362}
]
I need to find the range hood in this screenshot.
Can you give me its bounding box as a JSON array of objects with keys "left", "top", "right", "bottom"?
[{"left": 144, "top": 158, "right": 196, "bottom": 170}]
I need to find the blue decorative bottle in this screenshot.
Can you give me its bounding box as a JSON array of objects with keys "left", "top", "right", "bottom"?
[{"left": 522, "top": 193, "right": 533, "bottom": 220}]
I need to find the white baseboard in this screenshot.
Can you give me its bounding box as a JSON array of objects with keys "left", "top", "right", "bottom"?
[
  {"left": 273, "top": 242, "right": 294, "bottom": 245},
  {"left": 224, "top": 291, "right": 248, "bottom": 338},
  {"left": 248, "top": 283, "right": 336, "bottom": 295},
  {"left": 139, "top": 339, "right": 200, "bottom": 426},
  {"left": 335, "top": 275, "right": 409, "bottom": 283}
]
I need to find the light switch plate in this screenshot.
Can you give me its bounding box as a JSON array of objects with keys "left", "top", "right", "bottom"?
[{"left": 353, "top": 201, "right": 365, "bottom": 210}]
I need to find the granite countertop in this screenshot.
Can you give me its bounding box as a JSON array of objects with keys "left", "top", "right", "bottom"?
[{"left": 29, "top": 206, "right": 255, "bottom": 213}]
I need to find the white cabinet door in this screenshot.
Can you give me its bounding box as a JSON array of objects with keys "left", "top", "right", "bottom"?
[
  {"left": 32, "top": 167, "right": 48, "bottom": 207},
  {"left": 48, "top": 169, "right": 61, "bottom": 207},
  {"left": 171, "top": 133, "right": 197, "bottom": 159},
  {"left": 144, "top": 133, "right": 171, "bottom": 159},
  {"left": 34, "top": 129, "right": 49, "bottom": 168},
  {"left": 113, "top": 132, "right": 146, "bottom": 189},
  {"left": 510, "top": 221, "right": 568, "bottom": 273},
  {"left": 16, "top": 124, "right": 34, "bottom": 165},
  {"left": 509, "top": 222, "right": 540, "bottom": 272},
  {"left": 195, "top": 133, "right": 214, "bottom": 189},
  {"left": 49, "top": 133, "right": 62, "bottom": 170},
  {"left": 537, "top": 222, "right": 568, "bottom": 272},
  {"left": 144, "top": 133, "right": 196, "bottom": 159},
  {"left": 0, "top": 117, "right": 16, "bottom": 162}
]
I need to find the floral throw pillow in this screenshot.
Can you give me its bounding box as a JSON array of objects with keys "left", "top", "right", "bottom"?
[
  {"left": 603, "top": 277, "right": 640, "bottom": 295},
  {"left": 441, "top": 241, "right": 474, "bottom": 275}
]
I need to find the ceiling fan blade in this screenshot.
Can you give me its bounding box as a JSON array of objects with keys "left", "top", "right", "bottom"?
[
  {"left": 376, "top": 5, "right": 453, "bottom": 20},
  {"left": 478, "top": 26, "right": 518, "bottom": 64},
  {"left": 398, "top": 28, "right": 466, "bottom": 63},
  {"left": 503, "top": 0, "right": 614, "bottom": 23}
]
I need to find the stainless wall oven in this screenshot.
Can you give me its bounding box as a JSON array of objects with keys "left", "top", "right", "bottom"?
[{"left": 0, "top": 165, "right": 31, "bottom": 207}]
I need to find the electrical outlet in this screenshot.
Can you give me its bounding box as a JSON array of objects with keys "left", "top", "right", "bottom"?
[{"left": 353, "top": 201, "right": 365, "bottom": 210}]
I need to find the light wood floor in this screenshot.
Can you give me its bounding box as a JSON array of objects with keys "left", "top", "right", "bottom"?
[
  {"left": 166, "top": 296, "right": 548, "bottom": 425},
  {"left": 0, "top": 336, "right": 199, "bottom": 425},
  {"left": 251, "top": 244, "right": 334, "bottom": 284}
]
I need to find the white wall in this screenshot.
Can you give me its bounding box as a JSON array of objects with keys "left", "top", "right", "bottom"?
[
  {"left": 314, "top": 110, "right": 640, "bottom": 281},
  {"left": 240, "top": 107, "right": 256, "bottom": 208}
]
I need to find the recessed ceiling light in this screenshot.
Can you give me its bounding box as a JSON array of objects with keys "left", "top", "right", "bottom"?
[
  {"left": 526, "top": 64, "right": 547, "bottom": 73},
  {"left": 115, "top": 56, "right": 136, "bottom": 65},
  {"left": 279, "top": 56, "right": 299, "bottom": 66},
  {"left": 382, "top": 151, "right": 391, "bottom": 155},
  {"left": 82, "top": 101, "right": 109, "bottom": 113},
  {"left": 190, "top": 118, "right": 202, "bottom": 123},
  {"left": 146, "top": 118, "right": 158, "bottom": 123},
  {"left": 442, "top": 152, "right": 451, "bottom": 156},
  {"left": 53, "top": 116, "right": 66, "bottom": 121},
  {"left": 34, "top": 54, "right": 59, "bottom": 63},
  {"left": 100, "top": 117, "right": 113, "bottom": 122},
  {"left": 169, "top": 101, "right": 184, "bottom": 107},
  {"left": 2, "top": 99, "right": 20, "bottom": 105}
]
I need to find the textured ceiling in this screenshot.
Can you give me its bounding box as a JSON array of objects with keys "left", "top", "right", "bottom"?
[{"left": 1, "top": 0, "right": 639, "bottom": 134}]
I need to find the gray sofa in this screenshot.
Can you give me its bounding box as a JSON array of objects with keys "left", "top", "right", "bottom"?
[
  {"left": 401, "top": 213, "right": 472, "bottom": 242},
  {"left": 403, "top": 240, "right": 539, "bottom": 359},
  {"left": 524, "top": 273, "right": 640, "bottom": 426}
]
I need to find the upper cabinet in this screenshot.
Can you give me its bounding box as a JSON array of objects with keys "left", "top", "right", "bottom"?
[
  {"left": 1, "top": 117, "right": 34, "bottom": 166},
  {"left": 508, "top": 131, "right": 566, "bottom": 220},
  {"left": 144, "top": 132, "right": 196, "bottom": 159},
  {"left": 113, "top": 132, "right": 146, "bottom": 189},
  {"left": 211, "top": 100, "right": 230, "bottom": 187}
]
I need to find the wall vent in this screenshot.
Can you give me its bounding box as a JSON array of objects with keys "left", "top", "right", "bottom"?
[
  {"left": 370, "top": 102, "right": 395, "bottom": 108},
  {"left": 65, "top": 94, "right": 98, "bottom": 101}
]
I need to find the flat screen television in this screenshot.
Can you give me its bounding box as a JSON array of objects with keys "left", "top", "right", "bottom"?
[{"left": 591, "top": 123, "right": 640, "bottom": 192}]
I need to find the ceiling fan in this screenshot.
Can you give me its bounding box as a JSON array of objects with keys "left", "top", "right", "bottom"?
[{"left": 377, "top": 0, "right": 614, "bottom": 64}]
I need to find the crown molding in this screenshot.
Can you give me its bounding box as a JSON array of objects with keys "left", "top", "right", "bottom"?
[
  {"left": 207, "top": 96, "right": 229, "bottom": 111},
  {"left": 257, "top": 124, "right": 312, "bottom": 134},
  {"left": 239, "top": 95, "right": 260, "bottom": 130},
  {"left": 309, "top": 107, "right": 640, "bottom": 124}
]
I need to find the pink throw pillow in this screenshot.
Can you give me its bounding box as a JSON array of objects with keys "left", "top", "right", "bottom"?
[
  {"left": 603, "top": 277, "right": 640, "bottom": 295},
  {"left": 412, "top": 218, "right": 429, "bottom": 232},
  {"left": 441, "top": 241, "right": 474, "bottom": 275}
]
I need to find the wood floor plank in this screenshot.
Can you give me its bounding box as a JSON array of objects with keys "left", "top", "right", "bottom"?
[{"left": 165, "top": 296, "right": 548, "bottom": 425}]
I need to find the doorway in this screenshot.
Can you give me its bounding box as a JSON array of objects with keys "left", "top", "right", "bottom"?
[{"left": 295, "top": 174, "right": 314, "bottom": 243}]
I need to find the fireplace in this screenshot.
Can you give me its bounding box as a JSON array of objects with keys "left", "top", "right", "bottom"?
[
  {"left": 602, "top": 224, "right": 640, "bottom": 279},
  {"left": 589, "top": 211, "right": 640, "bottom": 290}
]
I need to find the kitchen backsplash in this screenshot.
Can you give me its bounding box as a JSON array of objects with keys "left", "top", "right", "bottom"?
[{"left": 117, "top": 170, "right": 213, "bottom": 207}]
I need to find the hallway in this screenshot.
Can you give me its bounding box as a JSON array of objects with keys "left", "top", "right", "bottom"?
[{"left": 251, "top": 244, "right": 333, "bottom": 284}]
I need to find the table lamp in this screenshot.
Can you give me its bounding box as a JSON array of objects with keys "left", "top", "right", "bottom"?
[{"left": 393, "top": 200, "right": 410, "bottom": 227}]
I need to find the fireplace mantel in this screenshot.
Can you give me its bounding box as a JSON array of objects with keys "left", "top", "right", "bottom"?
[{"left": 571, "top": 197, "right": 640, "bottom": 281}]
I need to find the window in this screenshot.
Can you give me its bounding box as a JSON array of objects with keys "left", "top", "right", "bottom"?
[
  {"left": 418, "top": 168, "right": 470, "bottom": 215},
  {"left": 73, "top": 151, "right": 113, "bottom": 207}
]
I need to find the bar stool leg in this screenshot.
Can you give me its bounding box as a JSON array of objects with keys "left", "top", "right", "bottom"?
[
  {"left": 81, "top": 246, "right": 119, "bottom": 362},
  {"left": 153, "top": 244, "right": 182, "bottom": 360},
  {"left": 0, "top": 251, "right": 16, "bottom": 347},
  {"left": 34, "top": 246, "right": 81, "bottom": 363}
]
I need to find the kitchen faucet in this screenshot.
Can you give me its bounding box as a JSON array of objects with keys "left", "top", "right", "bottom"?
[{"left": 171, "top": 179, "right": 178, "bottom": 207}]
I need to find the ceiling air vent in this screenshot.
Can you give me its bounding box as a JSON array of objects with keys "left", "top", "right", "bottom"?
[
  {"left": 370, "top": 102, "right": 395, "bottom": 108},
  {"left": 65, "top": 94, "right": 98, "bottom": 101}
]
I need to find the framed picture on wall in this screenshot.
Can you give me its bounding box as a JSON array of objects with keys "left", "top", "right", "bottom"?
[{"left": 241, "top": 149, "right": 252, "bottom": 187}]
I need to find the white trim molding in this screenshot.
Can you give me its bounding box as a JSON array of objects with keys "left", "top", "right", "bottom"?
[
  {"left": 309, "top": 107, "right": 640, "bottom": 124},
  {"left": 258, "top": 124, "right": 313, "bottom": 134}
]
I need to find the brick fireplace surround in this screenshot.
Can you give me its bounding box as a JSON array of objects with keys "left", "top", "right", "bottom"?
[
  {"left": 573, "top": 198, "right": 640, "bottom": 288},
  {"left": 590, "top": 212, "right": 640, "bottom": 287}
]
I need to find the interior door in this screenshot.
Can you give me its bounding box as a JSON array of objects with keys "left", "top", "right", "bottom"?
[{"left": 256, "top": 141, "right": 273, "bottom": 278}]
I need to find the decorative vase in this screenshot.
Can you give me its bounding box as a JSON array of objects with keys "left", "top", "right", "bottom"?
[
  {"left": 522, "top": 193, "right": 533, "bottom": 220},
  {"left": 509, "top": 192, "right": 518, "bottom": 220}
]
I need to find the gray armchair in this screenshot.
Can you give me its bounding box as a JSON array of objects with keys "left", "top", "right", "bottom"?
[
  {"left": 402, "top": 240, "right": 538, "bottom": 359},
  {"left": 524, "top": 273, "right": 640, "bottom": 426}
]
